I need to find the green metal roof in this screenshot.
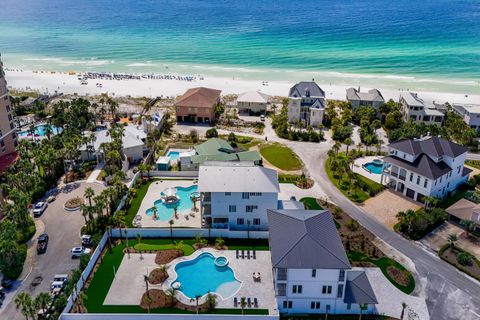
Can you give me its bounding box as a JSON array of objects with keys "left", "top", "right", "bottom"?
[
  {"left": 237, "top": 151, "right": 262, "bottom": 161},
  {"left": 191, "top": 150, "right": 261, "bottom": 164},
  {"left": 194, "top": 138, "right": 234, "bottom": 155}
]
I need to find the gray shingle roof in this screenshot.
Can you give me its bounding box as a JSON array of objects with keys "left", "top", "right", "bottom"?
[
  {"left": 389, "top": 137, "right": 467, "bottom": 158},
  {"left": 344, "top": 271, "right": 378, "bottom": 304},
  {"left": 267, "top": 209, "right": 351, "bottom": 269},
  {"left": 384, "top": 154, "right": 452, "bottom": 180},
  {"left": 289, "top": 81, "right": 325, "bottom": 98},
  {"left": 346, "top": 88, "right": 384, "bottom": 103}
]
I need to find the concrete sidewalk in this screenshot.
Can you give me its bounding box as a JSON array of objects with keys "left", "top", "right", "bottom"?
[{"left": 86, "top": 163, "right": 104, "bottom": 183}]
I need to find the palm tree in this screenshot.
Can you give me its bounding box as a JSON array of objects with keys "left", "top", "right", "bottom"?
[
  {"left": 195, "top": 294, "right": 201, "bottom": 314},
  {"left": 215, "top": 237, "right": 225, "bottom": 249},
  {"left": 206, "top": 293, "right": 217, "bottom": 311},
  {"left": 15, "top": 292, "right": 33, "bottom": 320},
  {"left": 34, "top": 292, "right": 51, "bottom": 315},
  {"left": 151, "top": 206, "right": 158, "bottom": 220},
  {"left": 460, "top": 219, "right": 475, "bottom": 237},
  {"left": 240, "top": 297, "right": 247, "bottom": 315},
  {"left": 144, "top": 274, "right": 150, "bottom": 296},
  {"left": 332, "top": 142, "right": 341, "bottom": 156},
  {"left": 169, "top": 219, "right": 174, "bottom": 242},
  {"left": 400, "top": 302, "right": 407, "bottom": 320},
  {"left": 84, "top": 187, "right": 95, "bottom": 209},
  {"left": 344, "top": 137, "right": 352, "bottom": 155},
  {"left": 143, "top": 294, "right": 152, "bottom": 314},
  {"left": 447, "top": 233, "right": 458, "bottom": 248},
  {"left": 166, "top": 287, "right": 177, "bottom": 306}
]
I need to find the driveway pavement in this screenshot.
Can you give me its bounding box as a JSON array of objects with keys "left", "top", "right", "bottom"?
[{"left": 0, "top": 182, "right": 106, "bottom": 320}]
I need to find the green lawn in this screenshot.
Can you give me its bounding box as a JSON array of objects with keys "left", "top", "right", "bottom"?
[
  {"left": 259, "top": 143, "right": 302, "bottom": 171},
  {"left": 125, "top": 179, "right": 156, "bottom": 227},
  {"left": 133, "top": 238, "right": 270, "bottom": 251},
  {"left": 325, "top": 157, "right": 370, "bottom": 203},
  {"left": 300, "top": 197, "right": 323, "bottom": 210},
  {"left": 133, "top": 241, "right": 195, "bottom": 256},
  {"left": 466, "top": 160, "right": 480, "bottom": 170}
]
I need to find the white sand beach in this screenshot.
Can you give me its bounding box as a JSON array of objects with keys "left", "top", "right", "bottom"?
[{"left": 5, "top": 69, "right": 480, "bottom": 104}]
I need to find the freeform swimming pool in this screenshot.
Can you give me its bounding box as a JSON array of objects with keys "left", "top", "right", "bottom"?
[
  {"left": 172, "top": 252, "right": 241, "bottom": 300},
  {"left": 18, "top": 124, "right": 62, "bottom": 137},
  {"left": 364, "top": 161, "right": 383, "bottom": 174},
  {"left": 167, "top": 151, "right": 180, "bottom": 161},
  {"left": 145, "top": 185, "right": 198, "bottom": 221}
]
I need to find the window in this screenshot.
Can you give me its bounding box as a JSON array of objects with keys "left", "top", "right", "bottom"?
[
  {"left": 337, "top": 284, "right": 344, "bottom": 298},
  {"left": 292, "top": 285, "right": 302, "bottom": 294},
  {"left": 225, "top": 192, "right": 231, "bottom": 196},
  {"left": 339, "top": 270, "right": 345, "bottom": 282},
  {"left": 310, "top": 301, "right": 321, "bottom": 309},
  {"left": 322, "top": 285, "right": 332, "bottom": 294},
  {"left": 277, "top": 283, "right": 286, "bottom": 295},
  {"left": 347, "top": 303, "right": 352, "bottom": 310},
  {"left": 7, "top": 114, "right": 12, "bottom": 121},
  {"left": 229, "top": 205, "right": 236, "bottom": 213},
  {"left": 423, "top": 179, "right": 428, "bottom": 188},
  {"left": 283, "top": 301, "right": 292, "bottom": 309},
  {"left": 246, "top": 205, "right": 258, "bottom": 212},
  {"left": 249, "top": 192, "right": 262, "bottom": 196},
  {"left": 236, "top": 218, "right": 244, "bottom": 225},
  {"left": 242, "top": 192, "right": 250, "bottom": 199},
  {"left": 311, "top": 269, "right": 316, "bottom": 278},
  {"left": 416, "top": 176, "right": 420, "bottom": 185},
  {"left": 253, "top": 218, "right": 261, "bottom": 225},
  {"left": 457, "top": 166, "right": 461, "bottom": 174},
  {"left": 409, "top": 173, "right": 413, "bottom": 182}
]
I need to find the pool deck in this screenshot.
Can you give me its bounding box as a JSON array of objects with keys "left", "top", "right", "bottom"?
[
  {"left": 137, "top": 179, "right": 201, "bottom": 228},
  {"left": 352, "top": 156, "right": 384, "bottom": 184},
  {"left": 103, "top": 248, "right": 278, "bottom": 315}
]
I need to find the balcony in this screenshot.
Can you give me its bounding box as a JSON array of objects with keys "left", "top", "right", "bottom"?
[
  {"left": 276, "top": 268, "right": 287, "bottom": 281},
  {"left": 399, "top": 175, "right": 406, "bottom": 181}
]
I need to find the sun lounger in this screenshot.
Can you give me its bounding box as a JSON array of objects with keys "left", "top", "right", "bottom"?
[
  {"left": 241, "top": 250, "right": 245, "bottom": 259},
  {"left": 247, "top": 250, "right": 250, "bottom": 259},
  {"left": 254, "top": 298, "right": 258, "bottom": 308},
  {"left": 234, "top": 297, "right": 238, "bottom": 307},
  {"left": 236, "top": 250, "right": 239, "bottom": 259},
  {"left": 247, "top": 297, "right": 251, "bottom": 307},
  {"left": 253, "top": 250, "right": 256, "bottom": 259}
]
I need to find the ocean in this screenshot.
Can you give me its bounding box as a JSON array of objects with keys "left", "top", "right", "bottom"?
[{"left": 1, "top": 0, "right": 479, "bottom": 94}]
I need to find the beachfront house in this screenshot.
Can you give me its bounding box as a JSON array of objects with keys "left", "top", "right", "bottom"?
[
  {"left": 268, "top": 209, "right": 378, "bottom": 315},
  {"left": 346, "top": 87, "right": 385, "bottom": 109},
  {"left": 175, "top": 87, "right": 221, "bottom": 123},
  {"left": 198, "top": 162, "right": 279, "bottom": 231},
  {"left": 399, "top": 92, "right": 444, "bottom": 126},
  {"left": 287, "top": 81, "right": 325, "bottom": 127},
  {"left": 445, "top": 199, "right": 480, "bottom": 233},
  {"left": 179, "top": 138, "right": 262, "bottom": 171},
  {"left": 381, "top": 136, "right": 471, "bottom": 202},
  {"left": 451, "top": 103, "right": 480, "bottom": 133},
  {"left": 236, "top": 90, "right": 270, "bottom": 114}
]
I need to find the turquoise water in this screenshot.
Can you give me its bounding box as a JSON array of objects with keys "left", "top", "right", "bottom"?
[
  {"left": 1, "top": 0, "right": 479, "bottom": 93},
  {"left": 167, "top": 151, "right": 180, "bottom": 161},
  {"left": 18, "top": 124, "right": 62, "bottom": 137},
  {"left": 364, "top": 162, "right": 383, "bottom": 174},
  {"left": 173, "top": 252, "right": 241, "bottom": 299},
  {"left": 145, "top": 185, "right": 197, "bottom": 221}
]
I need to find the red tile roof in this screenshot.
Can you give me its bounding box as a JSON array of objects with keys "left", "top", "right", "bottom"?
[
  {"left": 0, "top": 151, "right": 18, "bottom": 174},
  {"left": 174, "top": 87, "right": 221, "bottom": 109}
]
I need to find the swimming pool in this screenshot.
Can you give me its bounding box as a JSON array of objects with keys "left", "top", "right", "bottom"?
[
  {"left": 363, "top": 161, "right": 383, "bottom": 174},
  {"left": 18, "top": 124, "right": 62, "bottom": 137},
  {"left": 145, "top": 185, "right": 197, "bottom": 221},
  {"left": 167, "top": 151, "right": 180, "bottom": 161},
  {"left": 172, "top": 252, "right": 241, "bottom": 300}
]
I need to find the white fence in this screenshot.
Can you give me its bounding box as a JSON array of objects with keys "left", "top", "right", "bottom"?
[
  {"left": 111, "top": 227, "right": 269, "bottom": 239},
  {"left": 62, "top": 232, "right": 110, "bottom": 314},
  {"left": 61, "top": 314, "right": 278, "bottom": 320}
]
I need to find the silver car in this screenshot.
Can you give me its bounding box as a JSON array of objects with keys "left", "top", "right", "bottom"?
[
  {"left": 33, "top": 202, "right": 48, "bottom": 217},
  {"left": 70, "top": 247, "right": 91, "bottom": 259}
]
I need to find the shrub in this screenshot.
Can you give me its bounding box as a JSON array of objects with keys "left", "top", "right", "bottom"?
[
  {"left": 457, "top": 252, "right": 474, "bottom": 266},
  {"left": 205, "top": 128, "right": 218, "bottom": 138},
  {"left": 347, "top": 219, "right": 359, "bottom": 231}
]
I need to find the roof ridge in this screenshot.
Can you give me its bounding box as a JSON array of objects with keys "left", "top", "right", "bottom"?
[
  {"left": 306, "top": 226, "right": 351, "bottom": 268},
  {"left": 274, "top": 230, "right": 308, "bottom": 268}
]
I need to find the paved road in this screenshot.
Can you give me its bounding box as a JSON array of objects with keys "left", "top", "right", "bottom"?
[{"left": 0, "top": 182, "right": 106, "bottom": 320}]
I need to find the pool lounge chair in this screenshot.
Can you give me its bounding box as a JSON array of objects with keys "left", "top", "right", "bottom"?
[
  {"left": 241, "top": 250, "right": 245, "bottom": 259},
  {"left": 253, "top": 250, "right": 256, "bottom": 259},
  {"left": 247, "top": 297, "right": 251, "bottom": 307},
  {"left": 234, "top": 297, "right": 238, "bottom": 307},
  {"left": 246, "top": 250, "right": 250, "bottom": 259},
  {"left": 236, "top": 250, "right": 239, "bottom": 259},
  {"left": 254, "top": 298, "right": 258, "bottom": 308}
]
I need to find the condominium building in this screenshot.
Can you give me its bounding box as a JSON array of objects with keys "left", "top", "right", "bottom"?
[
  {"left": 0, "top": 55, "right": 17, "bottom": 157},
  {"left": 399, "top": 92, "right": 444, "bottom": 126},
  {"left": 268, "top": 209, "right": 378, "bottom": 315},
  {"left": 198, "top": 162, "right": 279, "bottom": 231},
  {"left": 382, "top": 136, "right": 471, "bottom": 202},
  {"left": 287, "top": 81, "right": 325, "bottom": 127},
  {"left": 451, "top": 103, "right": 480, "bottom": 133}
]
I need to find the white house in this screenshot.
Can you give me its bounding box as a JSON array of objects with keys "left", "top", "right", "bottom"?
[
  {"left": 346, "top": 88, "right": 384, "bottom": 109},
  {"left": 451, "top": 103, "right": 480, "bottom": 133},
  {"left": 287, "top": 81, "right": 325, "bottom": 127},
  {"left": 268, "top": 209, "right": 378, "bottom": 315},
  {"left": 382, "top": 136, "right": 471, "bottom": 202},
  {"left": 399, "top": 92, "right": 444, "bottom": 126},
  {"left": 198, "top": 162, "right": 279, "bottom": 231},
  {"left": 236, "top": 91, "right": 270, "bottom": 114}
]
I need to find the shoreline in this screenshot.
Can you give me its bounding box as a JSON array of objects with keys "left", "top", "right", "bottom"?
[{"left": 5, "top": 69, "right": 480, "bottom": 104}]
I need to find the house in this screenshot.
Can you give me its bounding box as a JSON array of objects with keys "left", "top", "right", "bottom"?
[
  {"left": 268, "top": 209, "right": 377, "bottom": 315},
  {"left": 179, "top": 138, "right": 262, "bottom": 171},
  {"left": 381, "top": 136, "right": 471, "bottom": 202},
  {"left": 287, "top": 81, "right": 325, "bottom": 127},
  {"left": 236, "top": 91, "right": 270, "bottom": 114},
  {"left": 198, "top": 162, "right": 279, "bottom": 231},
  {"left": 399, "top": 92, "right": 444, "bottom": 126},
  {"left": 175, "top": 87, "right": 221, "bottom": 123},
  {"left": 346, "top": 88, "right": 384, "bottom": 109},
  {"left": 451, "top": 103, "right": 480, "bottom": 133},
  {"left": 445, "top": 198, "right": 480, "bottom": 232},
  {"left": 80, "top": 124, "right": 148, "bottom": 164}
]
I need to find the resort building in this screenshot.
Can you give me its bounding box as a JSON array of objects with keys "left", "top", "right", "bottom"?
[
  {"left": 236, "top": 90, "right": 270, "bottom": 114},
  {"left": 445, "top": 199, "right": 480, "bottom": 233},
  {"left": 287, "top": 81, "right": 325, "bottom": 127},
  {"left": 198, "top": 162, "right": 279, "bottom": 231},
  {"left": 177, "top": 138, "right": 262, "bottom": 171},
  {"left": 399, "top": 92, "right": 444, "bottom": 126},
  {"left": 346, "top": 87, "right": 385, "bottom": 109},
  {"left": 268, "top": 209, "right": 378, "bottom": 315},
  {"left": 382, "top": 136, "right": 471, "bottom": 202},
  {"left": 175, "top": 87, "right": 221, "bottom": 123},
  {"left": 451, "top": 103, "right": 480, "bottom": 133},
  {"left": 0, "top": 55, "right": 17, "bottom": 158}
]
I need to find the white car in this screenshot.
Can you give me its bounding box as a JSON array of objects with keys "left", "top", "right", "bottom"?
[
  {"left": 70, "top": 247, "right": 91, "bottom": 259},
  {"left": 33, "top": 202, "right": 48, "bottom": 217}
]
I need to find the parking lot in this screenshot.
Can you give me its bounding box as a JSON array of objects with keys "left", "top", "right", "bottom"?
[{"left": 0, "top": 182, "right": 105, "bottom": 319}]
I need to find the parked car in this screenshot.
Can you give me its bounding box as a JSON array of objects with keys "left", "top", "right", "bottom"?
[
  {"left": 53, "top": 274, "right": 68, "bottom": 285},
  {"left": 70, "top": 247, "right": 91, "bottom": 259},
  {"left": 33, "top": 201, "right": 48, "bottom": 217},
  {"left": 46, "top": 195, "right": 56, "bottom": 203},
  {"left": 1, "top": 278, "right": 13, "bottom": 289},
  {"left": 50, "top": 281, "right": 65, "bottom": 291},
  {"left": 260, "top": 114, "right": 266, "bottom": 121},
  {"left": 37, "top": 234, "right": 49, "bottom": 254},
  {"left": 81, "top": 235, "right": 92, "bottom": 247}
]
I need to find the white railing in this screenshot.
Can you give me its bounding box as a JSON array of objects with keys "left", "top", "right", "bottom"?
[
  {"left": 143, "top": 171, "right": 199, "bottom": 178},
  {"left": 111, "top": 227, "right": 269, "bottom": 239},
  {"left": 61, "top": 314, "right": 278, "bottom": 320}
]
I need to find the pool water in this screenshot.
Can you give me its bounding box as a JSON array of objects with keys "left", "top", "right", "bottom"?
[
  {"left": 173, "top": 252, "right": 241, "bottom": 299},
  {"left": 18, "top": 124, "right": 62, "bottom": 137},
  {"left": 364, "top": 162, "right": 383, "bottom": 174},
  {"left": 167, "top": 151, "right": 180, "bottom": 161},
  {"left": 145, "top": 185, "right": 198, "bottom": 221}
]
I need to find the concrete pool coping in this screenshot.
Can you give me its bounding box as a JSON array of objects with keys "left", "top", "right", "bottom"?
[
  {"left": 352, "top": 156, "right": 385, "bottom": 184},
  {"left": 164, "top": 248, "right": 243, "bottom": 305}
]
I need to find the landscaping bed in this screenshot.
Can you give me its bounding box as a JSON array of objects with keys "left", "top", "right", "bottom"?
[
  {"left": 279, "top": 174, "right": 314, "bottom": 189},
  {"left": 155, "top": 249, "right": 183, "bottom": 264},
  {"left": 439, "top": 244, "right": 480, "bottom": 281},
  {"left": 148, "top": 268, "right": 169, "bottom": 285},
  {"left": 64, "top": 197, "right": 85, "bottom": 210}
]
